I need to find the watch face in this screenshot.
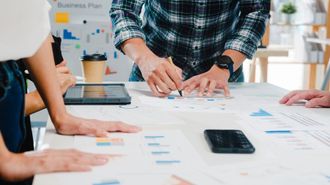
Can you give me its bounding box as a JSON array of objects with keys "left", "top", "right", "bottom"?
[
  {"left": 217, "top": 63, "right": 229, "bottom": 69},
  {"left": 215, "top": 56, "right": 234, "bottom": 75}
]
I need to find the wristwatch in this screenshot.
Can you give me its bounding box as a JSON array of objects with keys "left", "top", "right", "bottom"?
[{"left": 214, "top": 55, "right": 234, "bottom": 77}]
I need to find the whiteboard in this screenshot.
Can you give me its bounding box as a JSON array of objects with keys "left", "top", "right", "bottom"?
[{"left": 48, "top": 0, "right": 133, "bottom": 81}]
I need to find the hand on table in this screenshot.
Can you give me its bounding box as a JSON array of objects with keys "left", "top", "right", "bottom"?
[
  {"left": 54, "top": 113, "right": 141, "bottom": 137},
  {"left": 280, "top": 89, "right": 330, "bottom": 108},
  {"left": 137, "top": 55, "right": 182, "bottom": 97},
  {"left": 182, "top": 65, "right": 230, "bottom": 97},
  {"left": 0, "top": 149, "right": 109, "bottom": 182}
]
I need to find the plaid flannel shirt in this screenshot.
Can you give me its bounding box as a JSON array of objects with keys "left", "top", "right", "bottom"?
[{"left": 110, "top": 1, "right": 270, "bottom": 80}]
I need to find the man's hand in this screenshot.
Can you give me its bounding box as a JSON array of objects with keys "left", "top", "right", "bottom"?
[
  {"left": 182, "top": 65, "right": 230, "bottom": 97},
  {"left": 137, "top": 55, "right": 182, "bottom": 97},
  {"left": 280, "top": 89, "right": 330, "bottom": 108},
  {"left": 54, "top": 114, "right": 141, "bottom": 137},
  {"left": 0, "top": 149, "right": 109, "bottom": 182}
]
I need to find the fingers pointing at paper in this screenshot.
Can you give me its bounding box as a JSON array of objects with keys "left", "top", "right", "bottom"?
[
  {"left": 53, "top": 114, "right": 141, "bottom": 137},
  {"left": 137, "top": 55, "right": 183, "bottom": 97},
  {"left": 182, "top": 65, "right": 231, "bottom": 97}
]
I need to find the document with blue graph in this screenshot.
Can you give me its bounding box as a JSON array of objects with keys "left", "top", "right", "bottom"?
[
  {"left": 241, "top": 106, "right": 330, "bottom": 154},
  {"left": 74, "top": 130, "right": 205, "bottom": 172}
]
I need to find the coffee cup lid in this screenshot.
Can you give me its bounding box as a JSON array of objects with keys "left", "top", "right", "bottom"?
[{"left": 81, "top": 54, "right": 107, "bottom": 61}]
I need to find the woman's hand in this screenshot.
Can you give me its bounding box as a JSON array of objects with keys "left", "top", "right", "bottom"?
[{"left": 0, "top": 149, "right": 109, "bottom": 182}]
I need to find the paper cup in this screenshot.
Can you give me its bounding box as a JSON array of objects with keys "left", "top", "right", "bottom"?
[{"left": 81, "top": 54, "right": 107, "bottom": 83}]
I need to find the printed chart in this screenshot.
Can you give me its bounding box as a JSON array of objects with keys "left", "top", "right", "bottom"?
[
  {"left": 139, "top": 93, "right": 233, "bottom": 112},
  {"left": 67, "top": 106, "right": 185, "bottom": 126},
  {"left": 244, "top": 107, "right": 330, "bottom": 154},
  {"left": 246, "top": 108, "right": 328, "bottom": 131},
  {"left": 82, "top": 171, "right": 222, "bottom": 185},
  {"left": 74, "top": 130, "right": 204, "bottom": 170},
  {"left": 264, "top": 130, "right": 330, "bottom": 153}
]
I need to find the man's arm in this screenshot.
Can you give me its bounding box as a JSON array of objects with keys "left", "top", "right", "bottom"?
[
  {"left": 224, "top": 0, "right": 270, "bottom": 62},
  {"left": 111, "top": 1, "right": 182, "bottom": 96},
  {"left": 110, "top": 0, "right": 146, "bottom": 51}
]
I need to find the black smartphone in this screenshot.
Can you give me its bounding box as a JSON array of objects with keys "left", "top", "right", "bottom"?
[{"left": 204, "top": 129, "right": 255, "bottom": 154}]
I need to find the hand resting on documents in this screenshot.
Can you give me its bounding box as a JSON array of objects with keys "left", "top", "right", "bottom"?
[{"left": 280, "top": 89, "right": 330, "bottom": 108}]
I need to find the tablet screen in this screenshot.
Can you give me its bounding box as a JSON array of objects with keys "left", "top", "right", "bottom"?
[
  {"left": 64, "top": 84, "right": 131, "bottom": 105},
  {"left": 66, "top": 85, "right": 128, "bottom": 98}
]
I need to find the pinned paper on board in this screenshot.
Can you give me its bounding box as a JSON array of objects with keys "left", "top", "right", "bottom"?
[
  {"left": 55, "top": 12, "right": 70, "bottom": 23},
  {"left": 105, "top": 65, "right": 111, "bottom": 75}
]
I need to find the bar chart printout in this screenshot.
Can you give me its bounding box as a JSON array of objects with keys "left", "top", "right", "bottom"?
[{"left": 74, "top": 130, "right": 204, "bottom": 168}]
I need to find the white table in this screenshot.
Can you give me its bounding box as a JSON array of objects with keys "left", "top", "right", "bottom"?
[{"left": 33, "top": 82, "right": 330, "bottom": 185}]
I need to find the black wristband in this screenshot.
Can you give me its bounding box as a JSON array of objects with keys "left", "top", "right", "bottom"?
[{"left": 214, "top": 55, "right": 234, "bottom": 77}]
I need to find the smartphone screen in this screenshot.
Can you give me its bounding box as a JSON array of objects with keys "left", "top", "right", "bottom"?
[{"left": 204, "top": 129, "right": 255, "bottom": 154}]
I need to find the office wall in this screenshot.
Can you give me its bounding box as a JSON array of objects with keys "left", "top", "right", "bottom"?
[{"left": 48, "top": 0, "right": 133, "bottom": 81}]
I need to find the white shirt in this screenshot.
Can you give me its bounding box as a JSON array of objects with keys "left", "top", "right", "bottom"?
[{"left": 0, "top": 0, "right": 51, "bottom": 61}]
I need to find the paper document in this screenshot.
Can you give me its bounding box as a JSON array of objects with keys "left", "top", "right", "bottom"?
[
  {"left": 263, "top": 130, "right": 330, "bottom": 154},
  {"left": 138, "top": 93, "right": 232, "bottom": 112},
  {"left": 67, "top": 106, "right": 185, "bottom": 126},
  {"left": 74, "top": 130, "right": 205, "bottom": 171},
  {"left": 204, "top": 160, "right": 330, "bottom": 185},
  {"left": 52, "top": 170, "right": 223, "bottom": 185},
  {"left": 244, "top": 107, "right": 330, "bottom": 131}
]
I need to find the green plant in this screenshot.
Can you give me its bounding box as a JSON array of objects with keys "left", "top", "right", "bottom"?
[{"left": 281, "top": 2, "right": 297, "bottom": 14}]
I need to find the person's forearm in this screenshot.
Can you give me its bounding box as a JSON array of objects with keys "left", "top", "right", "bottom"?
[
  {"left": 0, "top": 133, "right": 14, "bottom": 181},
  {"left": 121, "top": 38, "right": 156, "bottom": 65},
  {"left": 0, "top": 134, "right": 9, "bottom": 159},
  {"left": 0, "top": 136, "right": 10, "bottom": 180},
  {"left": 25, "top": 91, "right": 45, "bottom": 116},
  {"left": 25, "top": 36, "right": 66, "bottom": 125},
  {"left": 222, "top": 49, "right": 246, "bottom": 71}
]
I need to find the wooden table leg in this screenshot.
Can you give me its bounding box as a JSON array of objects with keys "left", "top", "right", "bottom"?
[
  {"left": 249, "top": 57, "right": 257, "bottom": 83},
  {"left": 321, "top": 62, "right": 330, "bottom": 90},
  {"left": 309, "top": 64, "right": 317, "bottom": 89},
  {"left": 259, "top": 57, "right": 268, "bottom": 83}
]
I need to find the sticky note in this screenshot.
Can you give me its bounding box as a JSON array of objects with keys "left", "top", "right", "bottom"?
[
  {"left": 55, "top": 12, "right": 70, "bottom": 23},
  {"left": 105, "top": 66, "right": 111, "bottom": 75}
]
